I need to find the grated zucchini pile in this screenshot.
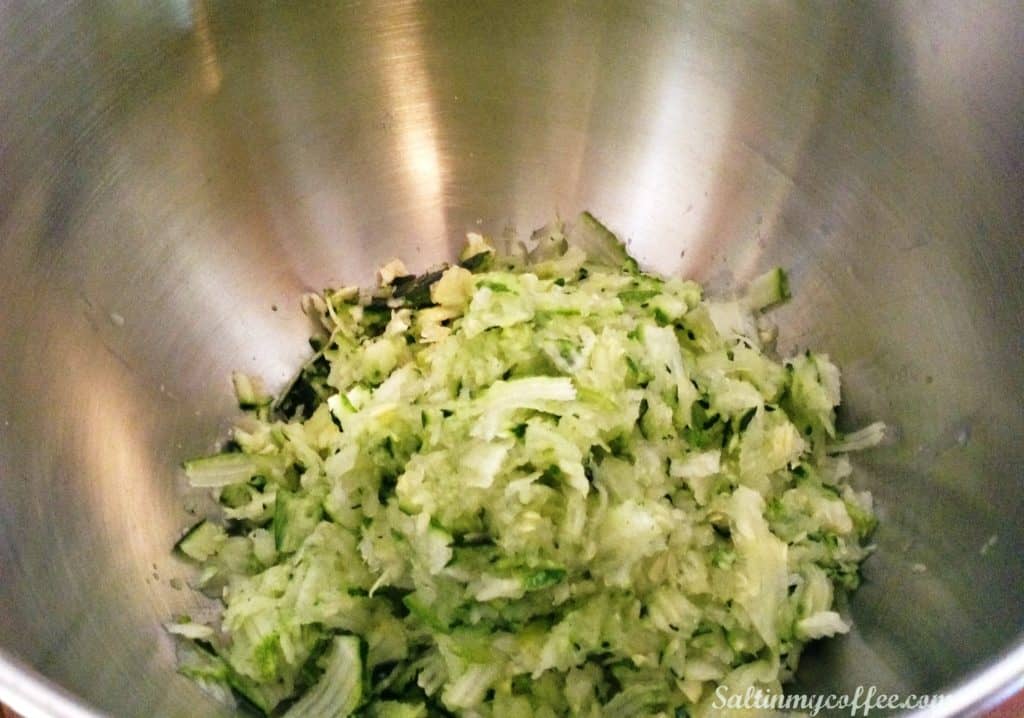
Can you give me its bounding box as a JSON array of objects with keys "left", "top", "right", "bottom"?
[{"left": 169, "top": 213, "right": 883, "bottom": 717}]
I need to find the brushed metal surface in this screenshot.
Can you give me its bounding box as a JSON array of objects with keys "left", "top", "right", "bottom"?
[{"left": 0, "top": 1, "right": 1021, "bottom": 716}]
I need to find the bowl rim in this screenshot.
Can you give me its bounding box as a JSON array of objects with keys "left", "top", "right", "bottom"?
[{"left": 1, "top": 634, "right": 1022, "bottom": 717}]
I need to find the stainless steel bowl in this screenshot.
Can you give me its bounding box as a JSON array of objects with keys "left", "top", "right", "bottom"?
[{"left": 1, "top": 1, "right": 1021, "bottom": 716}]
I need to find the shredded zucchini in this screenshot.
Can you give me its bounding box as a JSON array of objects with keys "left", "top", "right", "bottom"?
[{"left": 170, "top": 213, "right": 882, "bottom": 716}]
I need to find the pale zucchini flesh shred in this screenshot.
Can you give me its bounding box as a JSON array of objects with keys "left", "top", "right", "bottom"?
[{"left": 169, "top": 213, "right": 882, "bottom": 716}]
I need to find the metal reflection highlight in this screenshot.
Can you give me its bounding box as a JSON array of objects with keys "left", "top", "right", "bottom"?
[
  {"left": 377, "top": 2, "right": 446, "bottom": 243},
  {"left": 191, "top": 0, "right": 222, "bottom": 95}
]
